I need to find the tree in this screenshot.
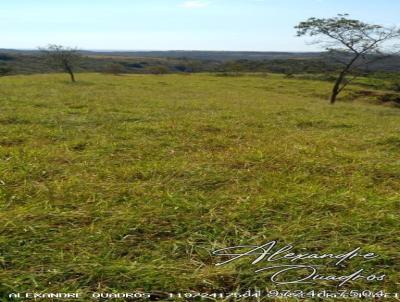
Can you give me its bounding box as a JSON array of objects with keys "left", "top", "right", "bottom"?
[
  {"left": 296, "top": 14, "right": 400, "bottom": 104},
  {"left": 40, "top": 45, "right": 81, "bottom": 82}
]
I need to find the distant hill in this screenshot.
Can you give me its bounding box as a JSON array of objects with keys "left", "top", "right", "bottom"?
[
  {"left": 83, "top": 50, "right": 325, "bottom": 61},
  {"left": 1, "top": 49, "right": 400, "bottom": 74},
  {"left": 0, "top": 49, "right": 324, "bottom": 60}
]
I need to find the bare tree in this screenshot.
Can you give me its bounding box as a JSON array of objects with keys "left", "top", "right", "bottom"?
[
  {"left": 40, "top": 45, "right": 81, "bottom": 82},
  {"left": 295, "top": 14, "right": 400, "bottom": 104}
]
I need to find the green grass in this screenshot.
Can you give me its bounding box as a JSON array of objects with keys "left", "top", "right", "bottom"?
[{"left": 0, "top": 73, "right": 399, "bottom": 301}]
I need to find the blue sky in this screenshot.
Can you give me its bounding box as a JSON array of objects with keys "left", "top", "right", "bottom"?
[{"left": 1, "top": 0, "right": 399, "bottom": 51}]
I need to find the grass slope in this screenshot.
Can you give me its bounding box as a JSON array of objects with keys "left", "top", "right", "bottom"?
[{"left": 0, "top": 73, "right": 399, "bottom": 300}]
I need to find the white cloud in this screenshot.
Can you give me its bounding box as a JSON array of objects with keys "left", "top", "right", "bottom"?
[{"left": 179, "top": 1, "right": 209, "bottom": 9}]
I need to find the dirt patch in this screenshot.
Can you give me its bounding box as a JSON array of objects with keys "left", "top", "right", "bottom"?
[
  {"left": 347, "top": 90, "right": 400, "bottom": 107},
  {"left": 378, "top": 93, "right": 400, "bottom": 104}
]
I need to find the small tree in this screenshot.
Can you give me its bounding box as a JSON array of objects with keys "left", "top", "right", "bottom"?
[
  {"left": 40, "top": 45, "right": 81, "bottom": 82},
  {"left": 296, "top": 14, "right": 400, "bottom": 104}
]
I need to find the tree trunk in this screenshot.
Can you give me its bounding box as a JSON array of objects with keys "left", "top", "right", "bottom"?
[
  {"left": 67, "top": 69, "right": 76, "bottom": 82},
  {"left": 64, "top": 64, "right": 76, "bottom": 82},
  {"left": 330, "top": 72, "right": 345, "bottom": 104},
  {"left": 329, "top": 53, "right": 361, "bottom": 104}
]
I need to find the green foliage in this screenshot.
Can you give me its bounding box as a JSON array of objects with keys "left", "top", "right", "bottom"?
[
  {"left": 295, "top": 14, "right": 399, "bottom": 54},
  {"left": 1, "top": 50, "right": 400, "bottom": 77},
  {"left": 390, "top": 82, "right": 400, "bottom": 92},
  {"left": 0, "top": 73, "right": 399, "bottom": 297},
  {"left": 103, "top": 63, "right": 127, "bottom": 75},
  {"left": 0, "top": 54, "right": 14, "bottom": 61},
  {"left": 296, "top": 14, "right": 383, "bottom": 43},
  {"left": 378, "top": 92, "right": 400, "bottom": 104},
  {"left": 146, "top": 65, "right": 170, "bottom": 74},
  {"left": 0, "top": 65, "right": 12, "bottom": 76}
]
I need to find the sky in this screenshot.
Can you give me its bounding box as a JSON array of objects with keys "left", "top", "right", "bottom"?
[{"left": 1, "top": 0, "right": 399, "bottom": 51}]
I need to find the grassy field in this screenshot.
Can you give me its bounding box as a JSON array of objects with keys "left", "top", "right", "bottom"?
[{"left": 0, "top": 73, "right": 399, "bottom": 301}]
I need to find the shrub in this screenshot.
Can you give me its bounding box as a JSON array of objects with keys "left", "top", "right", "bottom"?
[
  {"left": 379, "top": 93, "right": 400, "bottom": 104},
  {"left": 147, "top": 65, "right": 170, "bottom": 75},
  {"left": 103, "top": 63, "right": 126, "bottom": 75},
  {"left": 0, "top": 66, "right": 12, "bottom": 76},
  {"left": 0, "top": 54, "right": 14, "bottom": 61},
  {"left": 174, "top": 65, "right": 188, "bottom": 72},
  {"left": 214, "top": 72, "right": 243, "bottom": 77},
  {"left": 125, "top": 63, "right": 143, "bottom": 68},
  {"left": 284, "top": 73, "right": 295, "bottom": 78},
  {"left": 390, "top": 82, "right": 400, "bottom": 92}
]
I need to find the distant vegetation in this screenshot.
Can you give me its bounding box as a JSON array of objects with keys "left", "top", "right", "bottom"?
[
  {"left": 3, "top": 49, "right": 400, "bottom": 100},
  {"left": 1, "top": 49, "right": 400, "bottom": 77}
]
